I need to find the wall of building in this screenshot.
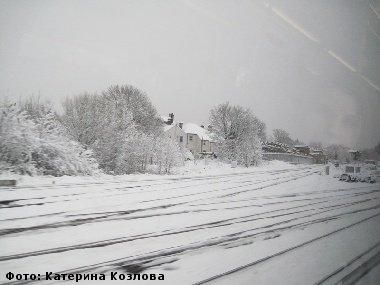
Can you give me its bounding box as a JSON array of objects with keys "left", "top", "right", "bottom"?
[
  {"left": 165, "top": 125, "right": 187, "bottom": 149},
  {"left": 200, "top": 140, "right": 211, "bottom": 152},
  {"left": 186, "top": 133, "right": 202, "bottom": 153}
]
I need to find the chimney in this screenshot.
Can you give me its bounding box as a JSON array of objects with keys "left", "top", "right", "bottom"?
[
  {"left": 179, "top": 122, "right": 183, "bottom": 129},
  {"left": 168, "top": 113, "right": 174, "bottom": 125}
]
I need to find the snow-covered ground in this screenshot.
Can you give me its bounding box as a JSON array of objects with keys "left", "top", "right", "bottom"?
[{"left": 0, "top": 161, "right": 379, "bottom": 284}]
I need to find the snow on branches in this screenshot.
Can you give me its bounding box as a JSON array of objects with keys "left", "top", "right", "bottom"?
[
  {"left": 209, "top": 102, "right": 263, "bottom": 167},
  {"left": 0, "top": 100, "right": 97, "bottom": 176},
  {"left": 60, "top": 85, "right": 184, "bottom": 175}
]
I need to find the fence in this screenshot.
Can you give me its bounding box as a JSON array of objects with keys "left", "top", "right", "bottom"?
[{"left": 263, "top": 153, "right": 314, "bottom": 164}]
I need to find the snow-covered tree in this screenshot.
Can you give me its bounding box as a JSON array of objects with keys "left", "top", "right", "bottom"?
[
  {"left": 60, "top": 85, "right": 172, "bottom": 174},
  {"left": 60, "top": 93, "right": 107, "bottom": 146},
  {"left": 0, "top": 103, "right": 38, "bottom": 175},
  {"left": 102, "top": 85, "right": 162, "bottom": 135},
  {"left": 209, "top": 102, "right": 262, "bottom": 166},
  {"left": 59, "top": 84, "right": 194, "bottom": 175}
]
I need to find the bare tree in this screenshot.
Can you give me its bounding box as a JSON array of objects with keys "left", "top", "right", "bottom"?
[
  {"left": 272, "top": 129, "right": 294, "bottom": 147},
  {"left": 18, "top": 95, "right": 54, "bottom": 121},
  {"left": 325, "top": 144, "right": 351, "bottom": 162},
  {"left": 309, "top": 141, "right": 323, "bottom": 151},
  {"left": 253, "top": 117, "right": 267, "bottom": 142},
  {"left": 360, "top": 141, "right": 380, "bottom": 161}
]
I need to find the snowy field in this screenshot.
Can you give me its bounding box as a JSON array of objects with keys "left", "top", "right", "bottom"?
[{"left": 0, "top": 161, "right": 380, "bottom": 285}]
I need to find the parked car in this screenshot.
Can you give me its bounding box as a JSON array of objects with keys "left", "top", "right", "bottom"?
[{"left": 339, "top": 173, "right": 359, "bottom": 182}]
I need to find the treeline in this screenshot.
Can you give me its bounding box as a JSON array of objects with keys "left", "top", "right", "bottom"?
[
  {"left": 0, "top": 85, "right": 184, "bottom": 176},
  {"left": 3, "top": 84, "right": 374, "bottom": 177}
]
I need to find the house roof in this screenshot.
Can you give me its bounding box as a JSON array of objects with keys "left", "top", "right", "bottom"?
[
  {"left": 163, "top": 124, "right": 175, "bottom": 132},
  {"left": 182, "top": 123, "right": 212, "bottom": 141}
]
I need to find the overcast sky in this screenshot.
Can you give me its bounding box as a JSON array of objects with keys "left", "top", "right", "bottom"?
[{"left": 1, "top": 0, "right": 379, "bottom": 149}]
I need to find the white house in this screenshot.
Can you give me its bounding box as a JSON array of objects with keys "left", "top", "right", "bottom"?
[
  {"left": 181, "top": 123, "right": 215, "bottom": 154},
  {"left": 162, "top": 115, "right": 216, "bottom": 154}
]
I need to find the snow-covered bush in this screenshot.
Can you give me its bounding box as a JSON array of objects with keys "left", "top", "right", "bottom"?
[
  {"left": 0, "top": 101, "right": 97, "bottom": 176},
  {"left": 153, "top": 136, "right": 184, "bottom": 174},
  {"left": 115, "top": 133, "right": 153, "bottom": 174},
  {"left": 0, "top": 103, "right": 38, "bottom": 175},
  {"left": 114, "top": 133, "right": 184, "bottom": 175}
]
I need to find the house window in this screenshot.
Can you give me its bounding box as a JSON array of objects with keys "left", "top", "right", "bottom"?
[
  {"left": 189, "top": 135, "right": 193, "bottom": 141},
  {"left": 180, "top": 136, "right": 183, "bottom": 143},
  {"left": 203, "top": 142, "right": 206, "bottom": 145}
]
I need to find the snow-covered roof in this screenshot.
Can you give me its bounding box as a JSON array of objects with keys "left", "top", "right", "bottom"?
[
  {"left": 294, "top": 145, "right": 310, "bottom": 148},
  {"left": 182, "top": 123, "right": 212, "bottom": 141},
  {"left": 163, "top": 124, "right": 175, "bottom": 132},
  {"left": 349, "top": 149, "right": 359, "bottom": 153}
]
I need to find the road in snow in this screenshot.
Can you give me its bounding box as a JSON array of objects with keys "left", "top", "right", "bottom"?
[{"left": 0, "top": 164, "right": 379, "bottom": 284}]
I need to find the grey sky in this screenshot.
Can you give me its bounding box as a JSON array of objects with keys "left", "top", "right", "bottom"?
[{"left": 1, "top": 0, "right": 379, "bottom": 149}]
